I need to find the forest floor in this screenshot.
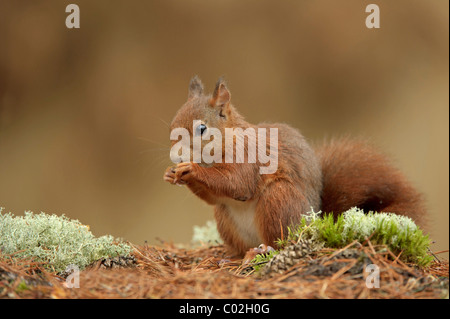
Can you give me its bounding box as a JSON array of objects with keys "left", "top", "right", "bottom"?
[{"left": 0, "top": 241, "right": 448, "bottom": 299}]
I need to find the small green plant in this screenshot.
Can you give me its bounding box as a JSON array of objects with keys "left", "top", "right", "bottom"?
[
  {"left": 251, "top": 249, "right": 279, "bottom": 272},
  {"left": 15, "top": 280, "right": 29, "bottom": 294},
  {"left": 272, "top": 207, "right": 432, "bottom": 267},
  {"left": 0, "top": 207, "right": 132, "bottom": 273}
]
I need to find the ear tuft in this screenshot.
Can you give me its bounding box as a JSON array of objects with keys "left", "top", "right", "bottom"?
[
  {"left": 212, "top": 77, "right": 231, "bottom": 106},
  {"left": 188, "top": 75, "right": 204, "bottom": 99}
]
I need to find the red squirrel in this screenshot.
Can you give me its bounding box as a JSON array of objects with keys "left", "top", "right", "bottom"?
[{"left": 163, "top": 76, "right": 427, "bottom": 257}]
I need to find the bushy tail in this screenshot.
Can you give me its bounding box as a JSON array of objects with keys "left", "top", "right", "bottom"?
[{"left": 315, "top": 137, "right": 427, "bottom": 228}]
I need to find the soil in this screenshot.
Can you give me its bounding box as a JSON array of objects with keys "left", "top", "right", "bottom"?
[{"left": 0, "top": 241, "right": 448, "bottom": 299}]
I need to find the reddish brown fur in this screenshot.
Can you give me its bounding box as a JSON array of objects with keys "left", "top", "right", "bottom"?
[
  {"left": 164, "top": 77, "right": 427, "bottom": 256},
  {"left": 316, "top": 138, "right": 427, "bottom": 228}
]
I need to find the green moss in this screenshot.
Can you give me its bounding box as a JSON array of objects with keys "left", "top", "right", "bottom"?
[
  {"left": 15, "top": 280, "right": 29, "bottom": 293},
  {"left": 275, "top": 207, "right": 433, "bottom": 267},
  {"left": 0, "top": 207, "right": 132, "bottom": 273}
]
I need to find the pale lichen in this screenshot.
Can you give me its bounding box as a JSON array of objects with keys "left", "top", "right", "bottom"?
[
  {"left": 275, "top": 207, "right": 433, "bottom": 267},
  {"left": 192, "top": 220, "right": 223, "bottom": 246},
  {"left": 0, "top": 207, "right": 132, "bottom": 273}
]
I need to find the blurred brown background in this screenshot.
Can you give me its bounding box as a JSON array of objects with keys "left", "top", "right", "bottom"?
[{"left": 0, "top": 1, "right": 448, "bottom": 256}]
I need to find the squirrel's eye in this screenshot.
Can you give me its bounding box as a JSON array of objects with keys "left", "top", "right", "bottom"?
[{"left": 196, "top": 124, "right": 207, "bottom": 136}]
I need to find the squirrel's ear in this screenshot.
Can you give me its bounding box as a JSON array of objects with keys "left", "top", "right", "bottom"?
[
  {"left": 188, "top": 75, "right": 204, "bottom": 99},
  {"left": 211, "top": 77, "right": 231, "bottom": 107}
]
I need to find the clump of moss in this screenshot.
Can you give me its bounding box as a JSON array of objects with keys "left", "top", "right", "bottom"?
[
  {"left": 0, "top": 207, "right": 132, "bottom": 273},
  {"left": 275, "top": 207, "right": 433, "bottom": 267}
]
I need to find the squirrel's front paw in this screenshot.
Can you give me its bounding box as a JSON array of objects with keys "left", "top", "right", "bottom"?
[
  {"left": 163, "top": 165, "right": 177, "bottom": 184},
  {"left": 173, "top": 162, "right": 197, "bottom": 184},
  {"left": 164, "top": 162, "right": 197, "bottom": 185}
]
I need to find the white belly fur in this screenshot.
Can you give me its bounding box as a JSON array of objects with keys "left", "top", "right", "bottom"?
[{"left": 220, "top": 198, "right": 262, "bottom": 248}]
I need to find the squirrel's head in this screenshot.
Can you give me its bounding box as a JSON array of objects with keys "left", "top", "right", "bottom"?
[
  {"left": 169, "top": 76, "right": 245, "bottom": 164},
  {"left": 170, "top": 76, "right": 241, "bottom": 132}
]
